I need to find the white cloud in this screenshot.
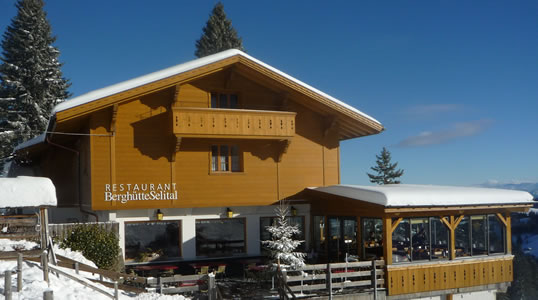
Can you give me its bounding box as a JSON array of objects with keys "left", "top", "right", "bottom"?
[{"left": 397, "top": 119, "right": 493, "bottom": 147}]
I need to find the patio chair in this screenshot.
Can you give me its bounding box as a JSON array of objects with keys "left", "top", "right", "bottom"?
[
  {"left": 198, "top": 265, "right": 209, "bottom": 275},
  {"left": 215, "top": 265, "right": 226, "bottom": 278}
]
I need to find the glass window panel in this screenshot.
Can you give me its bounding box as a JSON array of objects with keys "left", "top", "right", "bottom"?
[
  {"left": 219, "top": 94, "right": 228, "bottom": 108},
  {"left": 211, "top": 145, "right": 218, "bottom": 171},
  {"left": 392, "top": 219, "right": 410, "bottom": 263},
  {"left": 411, "top": 218, "right": 430, "bottom": 261},
  {"left": 219, "top": 145, "right": 229, "bottom": 171},
  {"left": 196, "top": 218, "right": 245, "bottom": 257},
  {"left": 430, "top": 217, "right": 449, "bottom": 260},
  {"left": 488, "top": 215, "right": 505, "bottom": 254},
  {"left": 455, "top": 216, "right": 470, "bottom": 257},
  {"left": 125, "top": 221, "right": 180, "bottom": 262},
  {"left": 231, "top": 145, "right": 240, "bottom": 172},
  {"left": 362, "top": 218, "right": 383, "bottom": 260},
  {"left": 229, "top": 94, "right": 238, "bottom": 108},
  {"left": 471, "top": 215, "right": 487, "bottom": 255},
  {"left": 211, "top": 93, "right": 218, "bottom": 108}
]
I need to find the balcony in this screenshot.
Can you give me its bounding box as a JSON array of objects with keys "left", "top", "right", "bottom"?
[{"left": 172, "top": 107, "right": 296, "bottom": 139}]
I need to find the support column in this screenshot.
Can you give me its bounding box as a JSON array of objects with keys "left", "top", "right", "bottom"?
[{"left": 382, "top": 217, "right": 392, "bottom": 264}]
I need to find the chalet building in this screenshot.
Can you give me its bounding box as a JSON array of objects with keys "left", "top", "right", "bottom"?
[{"left": 10, "top": 49, "right": 533, "bottom": 300}]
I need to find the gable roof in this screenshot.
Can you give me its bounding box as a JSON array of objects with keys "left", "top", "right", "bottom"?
[
  {"left": 54, "top": 49, "right": 380, "bottom": 124},
  {"left": 309, "top": 184, "right": 534, "bottom": 208}
]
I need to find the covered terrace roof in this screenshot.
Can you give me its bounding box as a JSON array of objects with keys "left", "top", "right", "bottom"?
[{"left": 309, "top": 184, "right": 534, "bottom": 208}]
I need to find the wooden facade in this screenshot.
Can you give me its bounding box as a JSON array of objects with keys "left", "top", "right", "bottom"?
[{"left": 13, "top": 51, "right": 382, "bottom": 212}]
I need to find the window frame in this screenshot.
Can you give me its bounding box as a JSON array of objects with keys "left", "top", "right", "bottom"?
[
  {"left": 210, "top": 92, "right": 240, "bottom": 109},
  {"left": 210, "top": 144, "right": 242, "bottom": 173},
  {"left": 195, "top": 217, "right": 247, "bottom": 257}
]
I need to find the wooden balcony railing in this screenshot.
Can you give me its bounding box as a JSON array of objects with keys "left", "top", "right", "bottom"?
[
  {"left": 172, "top": 107, "right": 296, "bottom": 139},
  {"left": 386, "top": 255, "right": 513, "bottom": 296}
]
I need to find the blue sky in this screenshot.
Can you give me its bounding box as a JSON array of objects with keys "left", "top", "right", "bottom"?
[{"left": 1, "top": 1, "right": 537, "bottom": 186}]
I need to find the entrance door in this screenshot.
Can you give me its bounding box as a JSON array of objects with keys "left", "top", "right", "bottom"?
[{"left": 327, "top": 217, "right": 357, "bottom": 262}]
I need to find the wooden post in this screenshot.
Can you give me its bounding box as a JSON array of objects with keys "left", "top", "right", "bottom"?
[
  {"left": 208, "top": 274, "right": 216, "bottom": 300},
  {"left": 506, "top": 214, "right": 512, "bottom": 254},
  {"left": 43, "top": 290, "right": 53, "bottom": 300},
  {"left": 158, "top": 277, "right": 163, "bottom": 294},
  {"left": 382, "top": 217, "right": 392, "bottom": 265},
  {"left": 74, "top": 262, "right": 79, "bottom": 275},
  {"left": 39, "top": 207, "right": 50, "bottom": 250},
  {"left": 326, "top": 263, "right": 332, "bottom": 299},
  {"left": 4, "top": 270, "right": 12, "bottom": 300},
  {"left": 17, "top": 253, "right": 22, "bottom": 292},
  {"left": 371, "top": 260, "right": 378, "bottom": 300},
  {"left": 114, "top": 282, "right": 119, "bottom": 300},
  {"left": 41, "top": 252, "right": 49, "bottom": 284}
]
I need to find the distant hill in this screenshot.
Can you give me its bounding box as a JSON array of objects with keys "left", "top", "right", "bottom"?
[{"left": 479, "top": 182, "right": 538, "bottom": 200}]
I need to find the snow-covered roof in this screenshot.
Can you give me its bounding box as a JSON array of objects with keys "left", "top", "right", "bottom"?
[
  {"left": 0, "top": 176, "right": 57, "bottom": 208},
  {"left": 52, "top": 49, "right": 381, "bottom": 125},
  {"left": 310, "top": 184, "right": 534, "bottom": 207},
  {"left": 13, "top": 133, "right": 46, "bottom": 151}
]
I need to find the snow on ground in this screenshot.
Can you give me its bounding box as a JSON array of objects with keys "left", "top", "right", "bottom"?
[{"left": 0, "top": 239, "right": 186, "bottom": 300}]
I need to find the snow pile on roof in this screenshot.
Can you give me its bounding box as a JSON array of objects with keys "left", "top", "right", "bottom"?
[
  {"left": 0, "top": 176, "right": 57, "bottom": 208},
  {"left": 311, "top": 184, "right": 535, "bottom": 207},
  {"left": 52, "top": 49, "right": 380, "bottom": 125},
  {"left": 0, "top": 238, "right": 186, "bottom": 299}
]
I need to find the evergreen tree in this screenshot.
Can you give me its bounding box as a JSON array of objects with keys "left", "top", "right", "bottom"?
[
  {"left": 262, "top": 202, "right": 305, "bottom": 269},
  {"left": 195, "top": 1, "right": 244, "bottom": 58},
  {"left": 0, "top": 0, "right": 70, "bottom": 175},
  {"left": 367, "top": 147, "right": 404, "bottom": 185}
]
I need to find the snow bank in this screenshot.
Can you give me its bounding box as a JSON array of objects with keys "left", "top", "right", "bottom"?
[{"left": 0, "top": 176, "right": 57, "bottom": 207}]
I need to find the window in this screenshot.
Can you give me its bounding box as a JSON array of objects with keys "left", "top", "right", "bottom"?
[
  {"left": 211, "top": 145, "right": 241, "bottom": 172},
  {"left": 392, "top": 217, "right": 449, "bottom": 263},
  {"left": 211, "top": 93, "right": 238, "bottom": 109},
  {"left": 362, "top": 218, "right": 383, "bottom": 260},
  {"left": 124, "top": 221, "right": 181, "bottom": 262},
  {"left": 488, "top": 215, "right": 505, "bottom": 254},
  {"left": 455, "top": 216, "right": 471, "bottom": 257},
  {"left": 455, "top": 214, "right": 506, "bottom": 258},
  {"left": 195, "top": 218, "right": 246, "bottom": 257}
]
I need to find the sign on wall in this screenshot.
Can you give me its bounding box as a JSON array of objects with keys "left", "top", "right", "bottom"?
[{"left": 104, "top": 183, "right": 178, "bottom": 204}]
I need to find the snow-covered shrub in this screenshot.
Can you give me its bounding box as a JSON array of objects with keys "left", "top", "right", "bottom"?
[
  {"left": 262, "top": 202, "right": 305, "bottom": 269},
  {"left": 60, "top": 224, "right": 119, "bottom": 270}
]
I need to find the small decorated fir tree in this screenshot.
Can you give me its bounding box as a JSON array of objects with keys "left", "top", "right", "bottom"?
[{"left": 263, "top": 202, "right": 305, "bottom": 269}]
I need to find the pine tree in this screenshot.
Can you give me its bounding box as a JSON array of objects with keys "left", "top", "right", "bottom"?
[
  {"left": 262, "top": 202, "right": 305, "bottom": 269},
  {"left": 367, "top": 147, "right": 404, "bottom": 185},
  {"left": 194, "top": 2, "right": 244, "bottom": 58},
  {"left": 0, "top": 0, "right": 70, "bottom": 175}
]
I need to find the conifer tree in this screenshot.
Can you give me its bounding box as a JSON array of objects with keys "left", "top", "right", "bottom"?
[
  {"left": 0, "top": 0, "right": 70, "bottom": 175},
  {"left": 262, "top": 202, "right": 305, "bottom": 269},
  {"left": 367, "top": 147, "right": 404, "bottom": 185},
  {"left": 195, "top": 2, "right": 244, "bottom": 58}
]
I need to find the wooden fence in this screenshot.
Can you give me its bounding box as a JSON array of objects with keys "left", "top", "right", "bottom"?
[
  {"left": 48, "top": 222, "right": 119, "bottom": 241},
  {"left": 0, "top": 214, "right": 39, "bottom": 239},
  {"left": 279, "top": 260, "right": 385, "bottom": 298}
]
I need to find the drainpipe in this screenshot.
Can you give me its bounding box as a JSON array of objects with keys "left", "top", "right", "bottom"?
[{"left": 46, "top": 137, "right": 98, "bottom": 222}]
